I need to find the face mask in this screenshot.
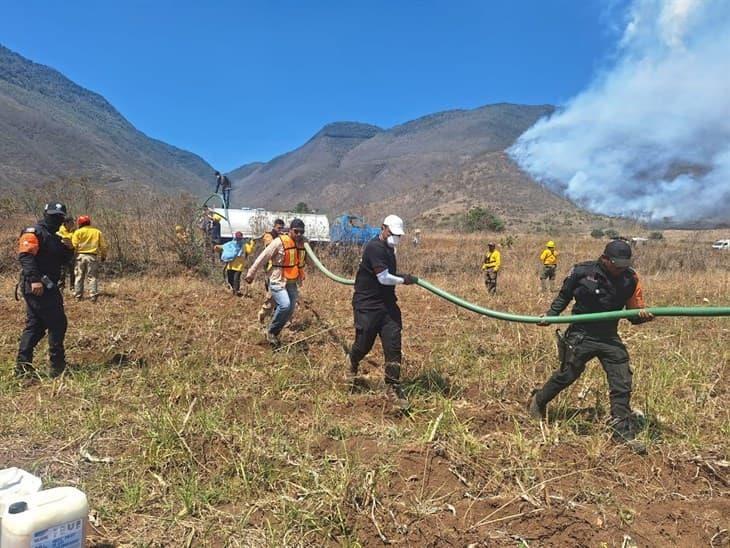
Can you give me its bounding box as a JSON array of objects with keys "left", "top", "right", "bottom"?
[
  {"left": 44, "top": 214, "right": 63, "bottom": 232},
  {"left": 386, "top": 234, "right": 401, "bottom": 248}
]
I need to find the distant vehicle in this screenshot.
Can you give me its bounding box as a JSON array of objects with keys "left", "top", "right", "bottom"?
[
  {"left": 329, "top": 214, "right": 381, "bottom": 245},
  {"left": 211, "top": 208, "right": 330, "bottom": 242},
  {"left": 711, "top": 239, "right": 730, "bottom": 250}
]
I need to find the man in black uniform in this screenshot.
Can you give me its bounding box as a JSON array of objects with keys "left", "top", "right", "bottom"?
[
  {"left": 528, "top": 240, "right": 654, "bottom": 451},
  {"left": 349, "top": 214, "right": 417, "bottom": 410},
  {"left": 16, "top": 201, "right": 74, "bottom": 380}
]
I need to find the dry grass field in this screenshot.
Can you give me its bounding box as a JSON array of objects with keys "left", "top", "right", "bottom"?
[{"left": 1, "top": 215, "right": 729, "bottom": 546}]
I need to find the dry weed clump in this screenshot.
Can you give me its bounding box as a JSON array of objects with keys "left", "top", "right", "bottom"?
[{"left": 0, "top": 206, "right": 728, "bottom": 546}]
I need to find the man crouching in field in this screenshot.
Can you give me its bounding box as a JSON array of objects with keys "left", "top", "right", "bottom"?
[{"left": 528, "top": 240, "right": 654, "bottom": 453}]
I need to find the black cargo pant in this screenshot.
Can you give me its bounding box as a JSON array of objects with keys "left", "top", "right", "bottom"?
[
  {"left": 226, "top": 269, "right": 242, "bottom": 294},
  {"left": 17, "top": 288, "right": 68, "bottom": 375},
  {"left": 350, "top": 306, "right": 402, "bottom": 384},
  {"left": 535, "top": 327, "right": 632, "bottom": 420}
]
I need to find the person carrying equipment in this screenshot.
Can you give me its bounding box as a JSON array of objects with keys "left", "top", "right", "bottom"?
[
  {"left": 72, "top": 215, "right": 107, "bottom": 303},
  {"left": 528, "top": 240, "right": 654, "bottom": 453},
  {"left": 349, "top": 214, "right": 417, "bottom": 411},
  {"left": 214, "top": 231, "right": 255, "bottom": 296},
  {"left": 57, "top": 217, "right": 77, "bottom": 291},
  {"left": 257, "top": 218, "right": 286, "bottom": 323},
  {"left": 539, "top": 240, "right": 558, "bottom": 292},
  {"left": 16, "top": 201, "right": 74, "bottom": 380},
  {"left": 245, "top": 219, "right": 307, "bottom": 348},
  {"left": 481, "top": 242, "right": 501, "bottom": 294}
]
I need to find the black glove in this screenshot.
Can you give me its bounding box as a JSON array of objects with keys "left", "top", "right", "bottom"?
[{"left": 402, "top": 274, "right": 418, "bottom": 285}]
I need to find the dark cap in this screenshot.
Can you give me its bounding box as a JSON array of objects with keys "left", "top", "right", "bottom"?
[
  {"left": 290, "top": 218, "right": 305, "bottom": 230},
  {"left": 44, "top": 201, "right": 67, "bottom": 217},
  {"left": 603, "top": 240, "right": 632, "bottom": 268}
]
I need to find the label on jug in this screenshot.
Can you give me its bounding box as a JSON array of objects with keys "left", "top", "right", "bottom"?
[{"left": 31, "top": 517, "right": 84, "bottom": 547}]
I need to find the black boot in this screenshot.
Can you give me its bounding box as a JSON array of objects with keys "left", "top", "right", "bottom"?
[
  {"left": 384, "top": 362, "right": 409, "bottom": 411},
  {"left": 15, "top": 361, "right": 36, "bottom": 379},
  {"left": 526, "top": 389, "right": 547, "bottom": 420},
  {"left": 49, "top": 363, "right": 66, "bottom": 378},
  {"left": 610, "top": 416, "right": 646, "bottom": 454}
]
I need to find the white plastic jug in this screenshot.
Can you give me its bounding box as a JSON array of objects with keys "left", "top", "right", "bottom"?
[
  {"left": 0, "top": 469, "right": 42, "bottom": 511},
  {"left": 0, "top": 468, "right": 43, "bottom": 536},
  {"left": 1, "top": 486, "right": 88, "bottom": 548}
]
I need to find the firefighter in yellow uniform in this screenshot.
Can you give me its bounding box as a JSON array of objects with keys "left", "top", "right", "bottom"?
[
  {"left": 481, "top": 242, "right": 501, "bottom": 294},
  {"left": 245, "top": 218, "right": 307, "bottom": 348},
  {"left": 56, "top": 217, "right": 76, "bottom": 291},
  {"left": 539, "top": 240, "right": 558, "bottom": 292},
  {"left": 71, "top": 215, "right": 107, "bottom": 302}
]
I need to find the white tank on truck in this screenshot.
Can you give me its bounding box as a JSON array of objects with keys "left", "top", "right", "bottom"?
[{"left": 211, "top": 208, "right": 331, "bottom": 242}]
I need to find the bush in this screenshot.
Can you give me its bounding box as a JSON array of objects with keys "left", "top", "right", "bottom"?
[
  {"left": 463, "top": 207, "right": 505, "bottom": 233},
  {"left": 590, "top": 228, "right": 604, "bottom": 239},
  {"left": 604, "top": 229, "right": 620, "bottom": 239},
  {"left": 649, "top": 231, "right": 664, "bottom": 240}
]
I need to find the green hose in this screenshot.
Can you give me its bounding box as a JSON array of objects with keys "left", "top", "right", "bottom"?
[{"left": 304, "top": 242, "right": 730, "bottom": 324}]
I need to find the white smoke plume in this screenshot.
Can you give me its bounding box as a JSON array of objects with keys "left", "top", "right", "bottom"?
[{"left": 509, "top": 0, "right": 730, "bottom": 225}]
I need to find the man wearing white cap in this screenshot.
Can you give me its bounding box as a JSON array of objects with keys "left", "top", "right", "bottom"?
[{"left": 349, "top": 214, "right": 417, "bottom": 411}]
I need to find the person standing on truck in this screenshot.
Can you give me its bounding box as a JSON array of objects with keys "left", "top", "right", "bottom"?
[
  {"left": 527, "top": 240, "right": 654, "bottom": 453},
  {"left": 214, "top": 171, "right": 232, "bottom": 208},
  {"left": 349, "top": 214, "right": 418, "bottom": 411},
  {"left": 257, "top": 218, "right": 286, "bottom": 323},
  {"left": 214, "top": 231, "right": 255, "bottom": 296},
  {"left": 16, "top": 201, "right": 74, "bottom": 381},
  {"left": 72, "top": 215, "right": 108, "bottom": 303},
  {"left": 481, "top": 242, "right": 501, "bottom": 294},
  {"left": 245, "top": 218, "right": 307, "bottom": 348},
  {"left": 539, "top": 240, "right": 558, "bottom": 292}
]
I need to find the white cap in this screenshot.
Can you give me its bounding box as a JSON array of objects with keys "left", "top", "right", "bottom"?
[{"left": 383, "top": 214, "right": 405, "bottom": 235}]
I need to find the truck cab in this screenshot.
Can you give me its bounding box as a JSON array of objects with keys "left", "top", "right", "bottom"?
[{"left": 329, "top": 215, "right": 381, "bottom": 245}]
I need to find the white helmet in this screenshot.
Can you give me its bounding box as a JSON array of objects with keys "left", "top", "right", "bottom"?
[{"left": 383, "top": 214, "right": 405, "bottom": 235}]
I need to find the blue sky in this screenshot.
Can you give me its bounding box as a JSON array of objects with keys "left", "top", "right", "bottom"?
[{"left": 0, "top": 1, "right": 625, "bottom": 171}]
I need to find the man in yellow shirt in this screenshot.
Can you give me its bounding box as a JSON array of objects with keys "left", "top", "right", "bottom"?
[
  {"left": 539, "top": 240, "right": 558, "bottom": 292},
  {"left": 481, "top": 242, "right": 501, "bottom": 294},
  {"left": 71, "top": 215, "right": 107, "bottom": 302},
  {"left": 56, "top": 217, "right": 76, "bottom": 291}
]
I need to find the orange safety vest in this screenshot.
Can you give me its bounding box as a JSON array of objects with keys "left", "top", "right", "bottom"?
[{"left": 272, "top": 234, "right": 306, "bottom": 280}]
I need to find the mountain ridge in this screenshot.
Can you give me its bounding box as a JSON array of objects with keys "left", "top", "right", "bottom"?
[
  {"left": 0, "top": 44, "right": 214, "bottom": 194},
  {"left": 226, "top": 102, "right": 595, "bottom": 227}
]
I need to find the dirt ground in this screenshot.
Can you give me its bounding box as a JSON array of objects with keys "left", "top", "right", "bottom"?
[{"left": 1, "top": 231, "right": 728, "bottom": 546}]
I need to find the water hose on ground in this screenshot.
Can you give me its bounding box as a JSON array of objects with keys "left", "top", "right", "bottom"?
[{"left": 304, "top": 242, "right": 730, "bottom": 325}]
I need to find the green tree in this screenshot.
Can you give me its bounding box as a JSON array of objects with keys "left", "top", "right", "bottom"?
[
  {"left": 463, "top": 207, "right": 505, "bottom": 232},
  {"left": 293, "top": 202, "right": 311, "bottom": 213},
  {"left": 590, "top": 228, "right": 605, "bottom": 239}
]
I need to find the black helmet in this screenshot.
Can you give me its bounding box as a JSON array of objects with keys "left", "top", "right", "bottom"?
[{"left": 44, "top": 201, "right": 68, "bottom": 218}]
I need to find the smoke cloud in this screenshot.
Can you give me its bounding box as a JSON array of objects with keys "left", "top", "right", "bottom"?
[{"left": 509, "top": 0, "right": 730, "bottom": 225}]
